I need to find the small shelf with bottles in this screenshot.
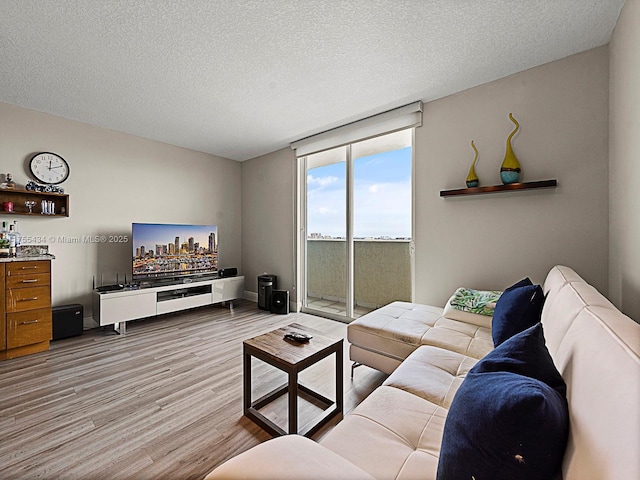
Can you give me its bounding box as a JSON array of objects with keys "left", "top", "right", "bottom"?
[{"left": 0, "top": 189, "right": 69, "bottom": 217}]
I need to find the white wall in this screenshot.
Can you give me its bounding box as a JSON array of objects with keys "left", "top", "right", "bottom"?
[
  {"left": 242, "top": 46, "right": 610, "bottom": 308},
  {"left": 0, "top": 103, "right": 242, "bottom": 323},
  {"left": 609, "top": 0, "right": 640, "bottom": 322}
]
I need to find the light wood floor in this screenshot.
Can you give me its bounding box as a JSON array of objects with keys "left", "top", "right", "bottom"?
[{"left": 0, "top": 300, "right": 386, "bottom": 479}]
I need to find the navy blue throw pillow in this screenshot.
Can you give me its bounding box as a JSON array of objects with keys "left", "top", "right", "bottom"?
[
  {"left": 436, "top": 324, "right": 569, "bottom": 480},
  {"left": 492, "top": 277, "right": 544, "bottom": 346},
  {"left": 475, "top": 322, "right": 566, "bottom": 396}
]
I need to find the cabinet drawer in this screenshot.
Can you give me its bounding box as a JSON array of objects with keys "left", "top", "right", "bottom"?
[
  {"left": 6, "top": 272, "right": 50, "bottom": 289},
  {"left": 7, "top": 308, "right": 52, "bottom": 349},
  {"left": 7, "top": 260, "right": 51, "bottom": 276},
  {"left": 7, "top": 286, "right": 51, "bottom": 313}
]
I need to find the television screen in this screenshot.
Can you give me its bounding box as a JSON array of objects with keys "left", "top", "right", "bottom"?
[{"left": 132, "top": 223, "right": 218, "bottom": 280}]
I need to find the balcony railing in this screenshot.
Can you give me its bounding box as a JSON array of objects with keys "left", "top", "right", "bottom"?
[{"left": 306, "top": 239, "right": 412, "bottom": 318}]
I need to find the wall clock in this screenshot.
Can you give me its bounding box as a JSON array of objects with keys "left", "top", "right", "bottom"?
[{"left": 29, "top": 152, "right": 70, "bottom": 185}]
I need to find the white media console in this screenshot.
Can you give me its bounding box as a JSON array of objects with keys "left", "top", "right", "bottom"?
[{"left": 92, "top": 275, "right": 244, "bottom": 334}]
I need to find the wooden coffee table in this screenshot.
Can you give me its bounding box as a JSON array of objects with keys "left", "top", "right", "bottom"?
[{"left": 243, "top": 323, "right": 343, "bottom": 437}]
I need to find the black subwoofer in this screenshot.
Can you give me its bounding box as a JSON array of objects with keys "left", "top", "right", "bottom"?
[
  {"left": 270, "top": 290, "right": 289, "bottom": 315},
  {"left": 52, "top": 304, "right": 83, "bottom": 340}
]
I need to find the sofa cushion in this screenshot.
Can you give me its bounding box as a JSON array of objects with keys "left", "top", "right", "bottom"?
[
  {"left": 492, "top": 278, "right": 544, "bottom": 346},
  {"left": 204, "top": 435, "right": 375, "bottom": 480},
  {"left": 383, "top": 345, "right": 477, "bottom": 409},
  {"left": 321, "top": 385, "right": 447, "bottom": 480},
  {"left": 437, "top": 323, "right": 569, "bottom": 480},
  {"left": 421, "top": 317, "right": 493, "bottom": 359},
  {"left": 542, "top": 267, "right": 640, "bottom": 480}
]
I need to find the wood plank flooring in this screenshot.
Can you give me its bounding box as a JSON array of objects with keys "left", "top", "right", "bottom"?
[{"left": 0, "top": 300, "right": 386, "bottom": 479}]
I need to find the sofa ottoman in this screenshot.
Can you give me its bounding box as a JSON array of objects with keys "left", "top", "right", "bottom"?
[{"left": 348, "top": 300, "right": 493, "bottom": 375}]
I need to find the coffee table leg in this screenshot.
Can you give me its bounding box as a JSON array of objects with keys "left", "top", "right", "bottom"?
[
  {"left": 243, "top": 346, "right": 251, "bottom": 415},
  {"left": 288, "top": 369, "right": 298, "bottom": 434},
  {"left": 336, "top": 343, "right": 344, "bottom": 414}
]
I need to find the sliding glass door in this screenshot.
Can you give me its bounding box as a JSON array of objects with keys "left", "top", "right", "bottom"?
[
  {"left": 304, "top": 146, "right": 349, "bottom": 318},
  {"left": 301, "top": 130, "right": 413, "bottom": 322},
  {"left": 351, "top": 131, "right": 413, "bottom": 316}
]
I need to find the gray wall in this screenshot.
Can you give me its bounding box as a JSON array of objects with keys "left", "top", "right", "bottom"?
[
  {"left": 609, "top": 0, "right": 640, "bottom": 322},
  {"left": 414, "top": 46, "right": 609, "bottom": 305},
  {"left": 241, "top": 148, "right": 296, "bottom": 298},
  {"left": 0, "top": 103, "right": 242, "bottom": 322},
  {"left": 242, "top": 46, "right": 610, "bottom": 308}
]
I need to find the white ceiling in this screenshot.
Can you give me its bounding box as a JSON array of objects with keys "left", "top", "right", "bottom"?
[{"left": 0, "top": 0, "right": 625, "bottom": 161}]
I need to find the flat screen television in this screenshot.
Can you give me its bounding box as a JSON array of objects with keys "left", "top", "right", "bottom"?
[{"left": 132, "top": 223, "right": 218, "bottom": 282}]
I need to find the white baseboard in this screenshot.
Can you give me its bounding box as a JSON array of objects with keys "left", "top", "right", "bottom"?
[
  {"left": 84, "top": 316, "right": 99, "bottom": 330},
  {"left": 244, "top": 291, "right": 258, "bottom": 303}
]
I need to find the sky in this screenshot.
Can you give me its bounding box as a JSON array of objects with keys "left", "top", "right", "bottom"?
[{"left": 307, "top": 146, "right": 411, "bottom": 238}]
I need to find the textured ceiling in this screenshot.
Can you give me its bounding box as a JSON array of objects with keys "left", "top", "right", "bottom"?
[{"left": 0, "top": 0, "right": 625, "bottom": 161}]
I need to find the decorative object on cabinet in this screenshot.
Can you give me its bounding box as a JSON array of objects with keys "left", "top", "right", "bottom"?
[
  {"left": 0, "top": 189, "right": 69, "bottom": 217},
  {"left": 500, "top": 113, "right": 522, "bottom": 184},
  {"left": 26, "top": 180, "right": 65, "bottom": 194},
  {"left": 440, "top": 179, "right": 557, "bottom": 197},
  {"left": 0, "top": 173, "right": 17, "bottom": 190},
  {"left": 465, "top": 141, "right": 480, "bottom": 188},
  {"left": 29, "top": 152, "right": 70, "bottom": 184},
  {"left": 20, "top": 245, "right": 49, "bottom": 256}
]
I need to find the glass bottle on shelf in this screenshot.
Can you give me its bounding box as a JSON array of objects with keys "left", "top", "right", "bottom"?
[
  {"left": 0, "top": 231, "right": 8, "bottom": 257},
  {"left": 8, "top": 223, "right": 16, "bottom": 256},
  {"left": 13, "top": 220, "right": 21, "bottom": 254}
]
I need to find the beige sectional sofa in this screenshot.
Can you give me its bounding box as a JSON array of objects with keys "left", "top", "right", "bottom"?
[{"left": 206, "top": 266, "right": 639, "bottom": 480}]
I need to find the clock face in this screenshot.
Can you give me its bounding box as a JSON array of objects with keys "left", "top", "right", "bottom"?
[{"left": 29, "top": 152, "right": 70, "bottom": 184}]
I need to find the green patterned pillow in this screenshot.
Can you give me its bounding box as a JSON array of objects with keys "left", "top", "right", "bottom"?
[{"left": 449, "top": 287, "right": 503, "bottom": 316}]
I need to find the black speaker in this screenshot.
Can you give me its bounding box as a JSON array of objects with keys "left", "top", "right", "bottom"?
[
  {"left": 52, "top": 304, "right": 83, "bottom": 340},
  {"left": 219, "top": 267, "right": 237, "bottom": 278},
  {"left": 270, "top": 290, "right": 289, "bottom": 315},
  {"left": 258, "top": 274, "right": 277, "bottom": 310}
]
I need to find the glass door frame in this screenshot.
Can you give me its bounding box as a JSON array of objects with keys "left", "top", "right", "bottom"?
[{"left": 297, "top": 149, "right": 353, "bottom": 322}]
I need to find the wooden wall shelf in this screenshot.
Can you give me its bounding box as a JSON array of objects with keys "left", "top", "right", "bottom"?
[
  {"left": 440, "top": 179, "right": 557, "bottom": 197},
  {"left": 0, "top": 189, "right": 69, "bottom": 217}
]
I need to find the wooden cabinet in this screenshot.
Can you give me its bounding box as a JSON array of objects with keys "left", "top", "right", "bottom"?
[
  {"left": 0, "top": 260, "right": 52, "bottom": 360},
  {"left": 0, "top": 264, "right": 5, "bottom": 352},
  {"left": 7, "top": 308, "right": 52, "bottom": 349}
]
